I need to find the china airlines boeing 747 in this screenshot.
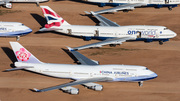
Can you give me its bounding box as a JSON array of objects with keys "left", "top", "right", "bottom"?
[{"left": 5, "top": 42, "right": 157, "bottom": 94}]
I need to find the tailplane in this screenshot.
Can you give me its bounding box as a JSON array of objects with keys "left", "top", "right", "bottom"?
[
  {"left": 40, "top": 6, "right": 70, "bottom": 29},
  {"left": 10, "top": 42, "right": 42, "bottom": 64}
]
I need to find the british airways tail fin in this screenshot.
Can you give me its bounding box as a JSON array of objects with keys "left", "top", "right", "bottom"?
[
  {"left": 40, "top": 6, "right": 70, "bottom": 29},
  {"left": 10, "top": 42, "right": 42, "bottom": 64}
]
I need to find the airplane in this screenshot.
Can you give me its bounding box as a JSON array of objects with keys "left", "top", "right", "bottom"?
[
  {"left": 5, "top": 42, "right": 158, "bottom": 94},
  {"left": 38, "top": 6, "right": 176, "bottom": 50},
  {"left": 80, "top": 0, "right": 180, "bottom": 14},
  {"left": 0, "top": 0, "right": 48, "bottom": 8},
  {"left": 0, "top": 22, "right": 32, "bottom": 41}
]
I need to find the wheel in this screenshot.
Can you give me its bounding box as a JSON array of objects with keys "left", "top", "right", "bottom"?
[
  {"left": 159, "top": 40, "right": 163, "bottom": 45},
  {"left": 168, "top": 6, "right": 172, "bottom": 11}
]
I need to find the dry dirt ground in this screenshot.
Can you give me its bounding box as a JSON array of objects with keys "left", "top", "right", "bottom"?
[{"left": 0, "top": 1, "right": 180, "bottom": 101}]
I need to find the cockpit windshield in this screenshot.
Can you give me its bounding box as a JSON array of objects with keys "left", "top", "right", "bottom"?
[
  {"left": 164, "top": 27, "right": 168, "bottom": 30},
  {"left": 143, "top": 68, "right": 149, "bottom": 70}
]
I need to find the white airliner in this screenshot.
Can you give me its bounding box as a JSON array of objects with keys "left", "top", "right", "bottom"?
[
  {"left": 0, "top": 0, "right": 48, "bottom": 8},
  {"left": 81, "top": 0, "right": 180, "bottom": 14},
  {"left": 5, "top": 42, "right": 158, "bottom": 94},
  {"left": 39, "top": 6, "right": 176, "bottom": 50},
  {"left": 0, "top": 22, "right": 32, "bottom": 41}
]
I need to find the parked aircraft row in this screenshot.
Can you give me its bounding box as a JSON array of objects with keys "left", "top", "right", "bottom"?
[
  {"left": 5, "top": 42, "right": 158, "bottom": 94},
  {"left": 39, "top": 6, "right": 177, "bottom": 50},
  {"left": 0, "top": 0, "right": 48, "bottom": 8},
  {"left": 84, "top": 0, "right": 180, "bottom": 14}
]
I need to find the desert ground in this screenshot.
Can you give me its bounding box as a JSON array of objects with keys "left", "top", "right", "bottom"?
[{"left": 0, "top": 1, "right": 180, "bottom": 101}]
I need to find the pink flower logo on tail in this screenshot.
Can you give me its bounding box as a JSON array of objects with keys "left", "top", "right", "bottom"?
[{"left": 16, "top": 48, "right": 31, "bottom": 61}]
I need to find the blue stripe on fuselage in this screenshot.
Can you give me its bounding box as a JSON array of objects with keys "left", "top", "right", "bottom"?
[{"left": 0, "top": 28, "right": 32, "bottom": 37}]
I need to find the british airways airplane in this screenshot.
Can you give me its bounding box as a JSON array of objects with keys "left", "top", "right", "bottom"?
[
  {"left": 81, "top": 0, "right": 180, "bottom": 14},
  {"left": 0, "top": 0, "right": 48, "bottom": 8},
  {"left": 5, "top": 42, "right": 158, "bottom": 94},
  {"left": 38, "top": 6, "right": 176, "bottom": 50},
  {"left": 0, "top": 22, "right": 32, "bottom": 41}
]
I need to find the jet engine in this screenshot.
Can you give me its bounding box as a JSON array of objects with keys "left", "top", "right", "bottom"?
[
  {"left": 83, "top": 83, "right": 103, "bottom": 91},
  {"left": 3, "top": 3, "right": 12, "bottom": 8},
  {"left": 60, "top": 86, "right": 79, "bottom": 95}
]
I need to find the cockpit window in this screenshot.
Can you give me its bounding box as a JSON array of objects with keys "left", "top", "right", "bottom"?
[
  {"left": 143, "top": 68, "right": 149, "bottom": 70},
  {"left": 21, "top": 24, "right": 24, "bottom": 26},
  {"left": 164, "top": 27, "right": 168, "bottom": 30}
]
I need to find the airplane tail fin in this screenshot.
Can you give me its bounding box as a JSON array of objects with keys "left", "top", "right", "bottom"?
[
  {"left": 40, "top": 6, "right": 70, "bottom": 29},
  {"left": 10, "top": 42, "right": 42, "bottom": 64}
]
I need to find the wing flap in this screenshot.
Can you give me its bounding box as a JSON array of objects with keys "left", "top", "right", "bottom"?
[
  {"left": 73, "top": 37, "right": 135, "bottom": 50},
  {"left": 34, "top": 77, "right": 113, "bottom": 92},
  {"left": 67, "top": 47, "right": 98, "bottom": 65}
]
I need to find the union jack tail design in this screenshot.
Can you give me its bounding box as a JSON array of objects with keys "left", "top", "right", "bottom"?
[{"left": 40, "top": 6, "right": 70, "bottom": 28}]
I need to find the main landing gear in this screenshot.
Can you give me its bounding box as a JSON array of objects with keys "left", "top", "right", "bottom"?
[
  {"left": 138, "top": 81, "right": 143, "bottom": 87},
  {"left": 168, "top": 6, "right": 172, "bottom": 11},
  {"left": 109, "top": 44, "right": 116, "bottom": 47},
  {"left": 159, "top": 40, "right": 163, "bottom": 45}
]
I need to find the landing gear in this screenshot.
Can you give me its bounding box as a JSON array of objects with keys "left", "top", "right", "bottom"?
[
  {"left": 36, "top": 2, "right": 39, "bottom": 6},
  {"left": 123, "top": 10, "right": 129, "bottom": 13},
  {"left": 16, "top": 36, "right": 20, "bottom": 41},
  {"left": 138, "top": 81, "right": 143, "bottom": 87},
  {"left": 109, "top": 44, "right": 116, "bottom": 47},
  {"left": 159, "top": 40, "right": 163, "bottom": 45},
  {"left": 168, "top": 6, "right": 172, "bottom": 11}
]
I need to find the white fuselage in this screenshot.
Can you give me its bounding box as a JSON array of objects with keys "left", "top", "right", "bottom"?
[
  {"left": 15, "top": 62, "right": 158, "bottom": 82},
  {"left": 85, "top": 0, "right": 180, "bottom": 5},
  {"left": 9, "top": 0, "right": 48, "bottom": 3},
  {"left": 0, "top": 22, "right": 32, "bottom": 37},
  {"left": 53, "top": 25, "right": 176, "bottom": 40}
]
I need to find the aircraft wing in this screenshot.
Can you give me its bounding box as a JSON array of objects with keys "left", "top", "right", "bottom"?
[
  {"left": 67, "top": 47, "right": 99, "bottom": 65},
  {"left": 90, "top": 11, "right": 120, "bottom": 26},
  {"left": 93, "top": 3, "right": 147, "bottom": 14},
  {"left": 73, "top": 37, "right": 136, "bottom": 50},
  {"left": 34, "top": 77, "right": 113, "bottom": 92}
]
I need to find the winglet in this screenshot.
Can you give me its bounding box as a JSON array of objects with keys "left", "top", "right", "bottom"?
[
  {"left": 33, "top": 88, "right": 42, "bottom": 92},
  {"left": 84, "top": 11, "right": 90, "bottom": 14},
  {"left": 66, "top": 46, "right": 74, "bottom": 51}
]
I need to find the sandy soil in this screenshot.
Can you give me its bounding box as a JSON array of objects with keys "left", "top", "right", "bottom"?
[{"left": 0, "top": 1, "right": 180, "bottom": 101}]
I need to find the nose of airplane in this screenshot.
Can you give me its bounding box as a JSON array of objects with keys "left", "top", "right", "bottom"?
[
  {"left": 170, "top": 30, "right": 177, "bottom": 38},
  {"left": 151, "top": 73, "right": 158, "bottom": 79}
]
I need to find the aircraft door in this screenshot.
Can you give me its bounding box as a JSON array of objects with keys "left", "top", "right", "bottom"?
[
  {"left": 137, "top": 31, "right": 141, "bottom": 38},
  {"left": 94, "top": 29, "right": 99, "bottom": 37},
  {"left": 67, "top": 29, "right": 72, "bottom": 35}
]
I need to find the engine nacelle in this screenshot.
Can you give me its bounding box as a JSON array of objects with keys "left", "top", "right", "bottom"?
[
  {"left": 83, "top": 83, "right": 103, "bottom": 91},
  {"left": 61, "top": 86, "right": 79, "bottom": 95},
  {"left": 4, "top": 3, "right": 12, "bottom": 9},
  {"left": 91, "top": 85, "right": 103, "bottom": 91}
]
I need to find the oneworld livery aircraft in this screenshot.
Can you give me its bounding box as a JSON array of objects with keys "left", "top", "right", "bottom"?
[
  {"left": 0, "top": 22, "right": 32, "bottom": 41},
  {"left": 0, "top": 0, "right": 48, "bottom": 8},
  {"left": 39, "top": 6, "right": 176, "bottom": 50},
  {"left": 5, "top": 42, "right": 158, "bottom": 94},
  {"left": 81, "top": 0, "right": 180, "bottom": 14}
]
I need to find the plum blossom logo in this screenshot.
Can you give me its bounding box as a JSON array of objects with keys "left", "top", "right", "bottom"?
[{"left": 16, "top": 48, "right": 31, "bottom": 61}]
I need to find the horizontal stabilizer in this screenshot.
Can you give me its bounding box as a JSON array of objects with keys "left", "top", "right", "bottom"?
[
  {"left": 5, "top": 66, "right": 33, "bottom": 71},
  {"left": 38, "top": 27, "right": 59, "bottom": 32}
]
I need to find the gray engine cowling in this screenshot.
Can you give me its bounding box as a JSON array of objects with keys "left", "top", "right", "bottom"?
[
  {"left": 4, "top": 3, "right": 12, "bottom": 8},
  {"left": 91, "top": 85, "right": 103, "bottom": 91},
  {"left": 61, "top": 86, "right": 79, "bottom": 95}
]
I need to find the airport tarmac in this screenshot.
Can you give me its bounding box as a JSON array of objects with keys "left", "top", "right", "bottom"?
[{"left": 0, "top": 1, "right": 180, "bottom": 101}]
